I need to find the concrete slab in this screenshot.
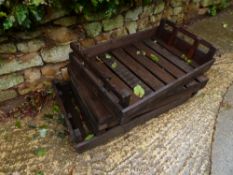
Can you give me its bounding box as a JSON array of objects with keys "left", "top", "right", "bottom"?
[{"left": 212, "top": 85, "right": 233, "bottom": 175}]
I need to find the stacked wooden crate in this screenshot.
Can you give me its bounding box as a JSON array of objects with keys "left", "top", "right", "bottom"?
[{"left": 54, "top": 20, "right": 216, "bottom": 152}]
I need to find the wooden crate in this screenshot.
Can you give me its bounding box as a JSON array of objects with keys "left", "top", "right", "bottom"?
[
  {"left": 69, "top": 20, "right": 216, "bottom": 125},
  {"left": 54, "top": 76, "right": 207, "bottom": 152},
  {"left": 53, "top": 20, "right": 216, "bottom": 151}
]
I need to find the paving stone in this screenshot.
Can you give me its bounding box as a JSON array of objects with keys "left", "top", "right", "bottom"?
[{"left": 0, "top": 53, "right": 43, "bottom": 75}]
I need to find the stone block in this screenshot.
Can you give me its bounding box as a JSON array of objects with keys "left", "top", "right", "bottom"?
[
  {"left": 125, "top": 7, "right": 143, "bottom": 21},
  {"left": 0, "top": 89, "right": 17, "bottom": 103},
  {"left": 80, "top": 38, "right": 96, "bottom": 48},
  {"left": 84, "top": 22, "right": 102, "bottom": 38},
  {"left": 0, "top": 43, "right": 17, "bottom": 53},
  {"left": 41, "top": 45, "right": 71, "bottom": 63},
  {"left": 0, "top": 74, "right": 24, "bottom": 90},
  {"left": 53, "top": 16, "right": 78, "bottom": 27},
  {"left": 126, "top": 21, "right": 137, "bottom": 34},
  {"left": 0, "top": 53, "right": 43, "bottom": 75},
  {"left": 24, "top": 68, "right": 41, "bottom": 83},
  {"left": 17, "top": 39, "right": 45, "bottom": 53},
  {"left": 102, "top": 15, "right": 124, "bottom": 31}
]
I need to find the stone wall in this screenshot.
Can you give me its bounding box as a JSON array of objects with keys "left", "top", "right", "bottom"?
[{"left": 0, "top": 0, "right": 229, "bottom": 103}]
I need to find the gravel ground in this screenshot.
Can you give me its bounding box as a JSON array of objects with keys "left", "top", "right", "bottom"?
[{"left": 0, "top": 53, "right": 233, "bottom": 175}]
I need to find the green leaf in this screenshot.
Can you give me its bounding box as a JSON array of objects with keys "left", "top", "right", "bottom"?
[
  {"left": 0, "top": 12, "right": 7, "bottom": 18},
  {"left": 34, "top": 147, "right": 46, "bottom": 157},
  {"left": 29, "top": 6, "right": 44, "bottom": 22},
  {"left": 105, "top": 53, "right": 112, "bottom": 59},
  {"left": 52, "top": 104, "right": 60, "bottom": 114},
  {"left": 15, "top": 120, "right": 21, "bottom": 128},
  {"left": 133, "top": 84, "right": 145, "bottom": 98},
  {"left": 111, "top": 61, "right": 117, "bottom": 69},
  {"left": 15, "top": 4, "right": 29, "bottom": 25},
  {"left": 150, "top": 54, "right": 160, "bottom": 62},
  {"left": 223, "top": 23, "right": 228, "bottom": 28},
  {"left": 84, "top": 134, "right": 94, "bottom": 141},
  {"left": 3, "top": 16, "right": 15, "bottom": 30},
  {"left": 36, "top": 171, "right": 44, "bottom": 175},
  {"left": 91, "top": 0, "right": 98, "bottom": 7}
]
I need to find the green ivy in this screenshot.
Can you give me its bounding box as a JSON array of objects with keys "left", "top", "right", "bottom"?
[{"left": 0, "top": 0, "right": 153, "bottom": 32}]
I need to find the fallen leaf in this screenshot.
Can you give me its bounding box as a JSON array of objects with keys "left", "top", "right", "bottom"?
[
  {"left": 105, "top": 53, "right": 112, "bottom": 59},
  {"left": 142, "top": 51, "right": 146, "bottom": 56},
  {"left": 223, "top": 23, "right": 228, "bottom": 28},
  {"left": 34, "top": 147, "right": 46, "bottom": 157},
  {"left": 84, "top": 134, "right": 94, "bottom": 141},
  {"left": 39, "top": 128, "right": 48, "bottom": 138},
  {"left": 133, "top": 84, "right": 145, "bottom": 98},
  {"left": 111, "top": 62, "right": 117, "bottom": 69},
  {"left": 150, "top": 54, "right": 160, "bottom": 62},
  {"left": 15, "top": 120, "right": 21, "bottom": 128},
  {"left": 36, "top": 171, "right": 44, "bottom": 175}
]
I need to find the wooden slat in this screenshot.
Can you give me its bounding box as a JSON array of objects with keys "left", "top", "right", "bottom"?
[
  {"left": 111, "top": 48, "right": 164, "bottom": 90},
  {"left": 99, "top": 54, "right": 152, "bottom": 95},
  {"left": 69, "top": 68, "right": 115, "bottom": 126},
  {"left": 144, "top": 39, "right": 194, "bottom": 72},
  {"left": 122, "top": 59, "right": 214, "bottom": 119},
  {"left": 88, "top": 56, "right": 140, "bottom": 105},
  {"left": 133, "top": 42, "right": 186, "bottom": 78},
  {"left": 123, "top": 45, "right": 175, "bottom": 84}
]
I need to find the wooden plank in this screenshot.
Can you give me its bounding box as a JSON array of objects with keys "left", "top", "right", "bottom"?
[
  {"left": 122, "top": 59, "right": 214, "bottom": 118},
  {"left": 73, "top": 87, "right": 194, "bottom": 152},
  {"left": 69, "top": 68, "right": 117, "bottom": 130},
  {"left": 133, "top": 42, "right": 186, "bottom": 78},
  {"left": 111, "top": 48, "right": 165, "bottom": 90},
  {"left": 144, "top": 39, "right": 194, "bottom": 72},
  {"left": 123, "top": 45, "right": 175, "bottom": 84},
  {"left": 99, "top": 54, "right": 152, "bottom": 95},
  {"left": 70, "top": 53, "right": 124, "bottom": 118},
  {"left": 86, "top": 56, "right": 140, "bottom": 106},
  {"left": 70, "top": 27, "right": 157, "bottom": 58}
]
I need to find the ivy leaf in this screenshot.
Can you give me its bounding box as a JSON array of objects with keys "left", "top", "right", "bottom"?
[
  {"left": 0, "top": 12, "right": 7, "bottom": 18},
  {"left": 3, "top": 16, "right": 15, "bottom": 30},
  {"left": 34, "top": 147, "right": 46, "bottom": 157},
  {"left": 150, "top": 54, "right": 160, "bottom": 62},
  {"left": 29, "top": 6, "right": 44, "bottom": 22},
  {"left": 84, "top": 134, "right": 94, "bottom": 141},
  {"left": 15, "top": 4, "right": 29, "bottom": 25},
  {"left": 133, "top": 84, "right": 145, "bottom": 98},
  {"left": 91, "top": 0, "right": 98, "bottom": 7}
]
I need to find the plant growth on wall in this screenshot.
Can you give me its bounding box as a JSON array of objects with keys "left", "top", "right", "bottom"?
[{"left": 0, "top": 0, "right": 153, "bottom": 31}]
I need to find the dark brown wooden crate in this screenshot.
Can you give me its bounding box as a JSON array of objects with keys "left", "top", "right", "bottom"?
[
  {"left": 53, "top": 76, "right": 207, "bottom": 152},
  {"left": 69, "top": 20, "right": 216, "bottom": 123}
]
